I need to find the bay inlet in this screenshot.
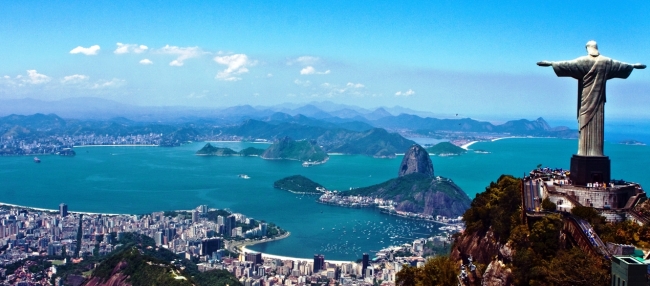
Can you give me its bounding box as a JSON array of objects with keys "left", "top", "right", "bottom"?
[{"left": 1, "top": 139, "right": 649, "bottom": 261}]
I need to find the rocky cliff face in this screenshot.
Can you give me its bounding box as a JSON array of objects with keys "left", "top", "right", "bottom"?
[
  {"left": 398, "top": 144, "right": 434, "bottom": 177},
  {"left": 82, "top": 261, "right": 130, "bottom": 286},
  {"left": 482, "top": 260, "right": 514, "bottom": 286},
  {"left": 451, "top": 229, "right": 514, "bottom": 286}
]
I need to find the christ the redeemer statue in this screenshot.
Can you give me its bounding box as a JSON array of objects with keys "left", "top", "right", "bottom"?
[
  {"left": 537, "top": 41, "right": 645, "bottom": 185},
  {"left": 538, "top": 41, "right": 645, "bottom": 157}
]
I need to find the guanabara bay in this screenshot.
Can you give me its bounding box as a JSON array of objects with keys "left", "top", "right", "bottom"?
[{"left": 2, "top": 2, "right": 650, "bottom": 286}]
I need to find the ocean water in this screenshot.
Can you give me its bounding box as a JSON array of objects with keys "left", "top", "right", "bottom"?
[{"left": 1, "top": 139, "right": 649, "bottom": 260}]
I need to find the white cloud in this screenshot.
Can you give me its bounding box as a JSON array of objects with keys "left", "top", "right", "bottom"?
[
  {"left": 114, "top": 43, "right": 149, "bottom": 54},
  {"left": 288, "top": 56, "right": 320, "bottom": 66},
  {"left": 61, "top": 74, "right": 89, "bottom": 84},
  {"left": 91, "top": 78, "right": 125, "bottom": 89},
  {"left": 214, "top": 54, "right": 255, "bottom": 81},
  {"left": 294, "top": 79, "right": 311, "bottom": 87},
  {"left": 267, "top": 73, "right": 273, "bottom": 78},
  {"left": 139, "top": 59, "right": 153, "bottom": 65},
  {"left": 69, "top": 45, "right": 100, "bottom": 55},
  {"left": 346, "top": 82, "right": 364, "bottom": 88},
  {"left": 3, "top": 76, "right": 9, "bottom": 79},
  {"left": 300, "top": 66, "right": 315, "bottom": 75},
  {"left": 300, "top": 66, "right": 330, "bottom": 75},
  {"left": 25, "top": 70, "right": 51, "bottom": 84},
  {"left": 395, "top": 89, "right": 415, "bottom": 96},
  {"left": 159, "top": 45, "right": 203, "bottom": 66}
]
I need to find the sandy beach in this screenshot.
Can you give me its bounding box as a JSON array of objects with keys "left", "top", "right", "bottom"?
[
  {"left": 0, "top": 202, "right": 127, "bottom": 216},
  {"left": 231, "top": 231, "right": 354, "bottom": 264},
  {"left": 491, "top": 136, "right": 550, "bottom": 142},
  {"left": 460, "top": 141, "right": 478, "bottom": 150},
  {"left": 462, "top": 136, "right": 552, "bottom": 150},
  {"left": 241, "top": 246, "right": 354, "bottom": 265}
]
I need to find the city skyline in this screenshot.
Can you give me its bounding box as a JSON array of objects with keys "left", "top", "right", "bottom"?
[{"left": 1, "top": 1, "right": 649, "bottom": 120}]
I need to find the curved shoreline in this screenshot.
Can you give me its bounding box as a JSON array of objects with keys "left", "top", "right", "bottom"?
[
  {"left": 0, "top": 202, "right": 127, "bottom": 216},
  {"left": 460, "top": 141, "right": 478, "bottom": 150},
  {"left": 0, "top": 202, "right": 322, "bottom": 261},
  {"left": 242, "top": 234, "right": 354, "bottom": 265},
  {"left": 462, "top": 136, "right": 557, "bottom": 150}
]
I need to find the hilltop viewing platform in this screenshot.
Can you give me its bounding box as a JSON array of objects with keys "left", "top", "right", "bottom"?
[{"left": 523, "top": 167, "right": 648, "bottom": 223}]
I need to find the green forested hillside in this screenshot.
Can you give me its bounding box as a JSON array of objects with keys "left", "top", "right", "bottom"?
[{"left": 261, "top": 137, "right": 328, "bottom": 162}]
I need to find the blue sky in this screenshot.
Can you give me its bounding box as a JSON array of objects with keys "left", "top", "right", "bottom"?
[{"left": 1, "top": 1, "right": 649, "bottom": 121}]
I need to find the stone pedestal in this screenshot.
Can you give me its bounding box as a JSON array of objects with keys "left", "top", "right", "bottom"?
[{"left": 570, "top": 155, "right": 610, "bottom": 186}]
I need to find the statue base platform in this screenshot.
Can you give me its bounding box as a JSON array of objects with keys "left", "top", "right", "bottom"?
[{"left": 570, "top": 155, "right": 610, "bottom": 186}]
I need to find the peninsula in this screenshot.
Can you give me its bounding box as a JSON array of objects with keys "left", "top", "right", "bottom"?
[
  {"left": 273, "top": 175, "right": 326, "bottom": 194},
  {"left": 316, "top": 144, "right": 471, "bottom": 219}
]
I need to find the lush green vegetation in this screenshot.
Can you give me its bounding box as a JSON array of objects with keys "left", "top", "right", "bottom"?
[
  {"left": 239, "top": 146, "right": 265, "bottom": 156},
  {"left": 194, "top": 269, "right": 243, "bottom": 286},
  {"left": 346, "top": 172, "right": 471, "bottom": 217},
  {"left": 88, "top": 233, "right": 242, "bottom": 286},
  {"left": 348, "top": 173, "right": 467, "bottom": 202},
  {"left": 541, "top": 197, "right": 556, "bottom": 211},
  {"left": 195, "top": 143, "right": 239, "bottom": 156},
  {"left": 261, "top": 137, "right": 328, "bottom": 162},
  {"left": 91, "top": 247, "right": 193, "bottom": 286},
  {"left": 426, "top": 142, "right": 466, "bottom": 155},
  {"left": 195, "top": 143, "right": 266, "bottom": 156},
  {"left": 396, "top": 255, "right": 458, "bottom": 286},
  {"left": 462, "top": 175, "right": 521, "bottom": 243},
  {"left": 459, "top": 175, "right": 613, "bottom": 285},
  {"left": 273, "top": 175, "right": 324, "bottom": 193},
  {"left": 322, "top": 127, "right": 414, "bottom": 158}
]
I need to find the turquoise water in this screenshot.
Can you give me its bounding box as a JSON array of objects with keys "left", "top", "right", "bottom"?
[{"left": 1, "top": 139, "right": 648, "bottom": 260}]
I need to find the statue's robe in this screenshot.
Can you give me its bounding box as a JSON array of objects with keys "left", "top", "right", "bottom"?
[{"left": 552, "top": 56, "right": 634, "bottom": 156}]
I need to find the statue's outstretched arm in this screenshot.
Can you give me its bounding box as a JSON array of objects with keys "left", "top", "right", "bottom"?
[
  {"left": 537, "top": 61, "right": 552, "bottom": 67},
  {"left": 632, "top": 63, "right": 646, "bottom": 69}
]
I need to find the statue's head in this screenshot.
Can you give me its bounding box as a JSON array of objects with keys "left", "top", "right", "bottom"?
[{"left": 586, "top": 40, "right": 599, "bottom": 57}]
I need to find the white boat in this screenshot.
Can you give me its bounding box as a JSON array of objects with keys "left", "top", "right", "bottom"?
[{"left": 238, "top": 174, "right": 250, "bottom": 179}]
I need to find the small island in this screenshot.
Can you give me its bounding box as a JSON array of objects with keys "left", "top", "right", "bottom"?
[
  {"left": 619, "top": 139, "right": 646, "bottom": 146},
  {"left": 273, "top": 175, "right": 326, "bottom": 194},
  {"left": 426, "top": 141, "right": 466, "bottom": 156},
  {"left": 195, "top": 143, "right": 265, "bottom": 156},
  {"left": 261, "top": 137, "right": 329, "bottom": 164}
]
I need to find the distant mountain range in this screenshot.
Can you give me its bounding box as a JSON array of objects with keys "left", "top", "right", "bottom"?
[
  {"left": 0, "top": 97, "right": 575, "bottom": 135},
  {"left": 0, "top": 97, "right": 441, "bottom": 121},
  {"left": 0, "top": 98, "right": 578, "bottom": 156}
]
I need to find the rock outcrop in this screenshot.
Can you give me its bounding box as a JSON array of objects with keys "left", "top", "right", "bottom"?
[
  {"left": 451, "top": 228, "right": 514, "bottom": 266},
  {"left": 481, "top": 259, "right": 513, "bottom": 286},
  {"left": 398, "top": 144, "right": 434, "bottom": 177}
]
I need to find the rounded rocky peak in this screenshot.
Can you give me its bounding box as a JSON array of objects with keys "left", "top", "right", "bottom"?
[{"left": 398, "top": 144, "right": 434, "bottom": 177}]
